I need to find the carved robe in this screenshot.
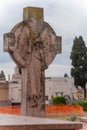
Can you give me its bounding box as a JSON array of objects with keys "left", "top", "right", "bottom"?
[{"left": 27, "top": 42, "right": 48, "bottom": 107}]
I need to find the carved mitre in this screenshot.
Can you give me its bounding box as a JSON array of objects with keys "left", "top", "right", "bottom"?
[{"left": 3, "top": 7, "right": 61, "bottom": 68}]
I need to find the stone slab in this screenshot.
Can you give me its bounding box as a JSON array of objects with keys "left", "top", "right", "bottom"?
[
  {"left": 78, "top": 117, "right": 87, "bottom": 122},
  {"left": 0, "top": 114, "right": 82, "bottom": 130}
]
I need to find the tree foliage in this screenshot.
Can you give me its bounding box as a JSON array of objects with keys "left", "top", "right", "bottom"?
[
  {"left": 70, "top": 36, "right": 87, "bottom": 98},
  {"left": 0, "top": 70, "right": 6, "bottom": 80},
  {"left": 64, "top": 73, "right": 69, "bottom": 77},
  {"left": 52, "top": 96, "right": 67, "bottom": 105}
]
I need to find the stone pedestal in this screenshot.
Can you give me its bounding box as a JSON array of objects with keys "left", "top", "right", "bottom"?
[{"left": 0, "top": 114, "right": 82, "bottom": 130}]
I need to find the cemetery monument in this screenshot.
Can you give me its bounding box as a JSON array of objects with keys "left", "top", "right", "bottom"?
[{"left": 3, "top": 6, "right": 61, "bottom": 117}]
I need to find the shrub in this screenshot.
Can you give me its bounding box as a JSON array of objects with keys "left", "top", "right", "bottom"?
[
  {"left": 67, "top": 113, "right": 77, "bottom": 121},
  {"left": 72, "top": 100, "right": 87, "bottom": 111},
  {"left": 52, "top": 96, "right": 67, "bottom": 105}
]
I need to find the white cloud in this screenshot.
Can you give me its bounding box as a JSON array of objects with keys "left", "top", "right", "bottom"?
[
  {"left": 0, "top": 62, "right": 16, "bottom": 80},
  {"left": 45, "top": 64, "right": 71, "bottom": 77}
]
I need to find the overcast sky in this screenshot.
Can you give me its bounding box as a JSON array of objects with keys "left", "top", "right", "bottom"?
[{"left": 0, "top": 0, "right": 87, "bottom": 79}]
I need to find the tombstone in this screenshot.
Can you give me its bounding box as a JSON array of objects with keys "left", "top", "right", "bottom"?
[{"left": 3, "top": 7, "right": 62, "bottom": 117}]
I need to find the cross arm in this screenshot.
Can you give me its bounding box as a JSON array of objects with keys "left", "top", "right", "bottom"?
[
  {"left": 3, "top": 33, "right": 15, "bottom": 52},
  {"left": 56, "top": 36, "right": 62, "bottom": 54}
]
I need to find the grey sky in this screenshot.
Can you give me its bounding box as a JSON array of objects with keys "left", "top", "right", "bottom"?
[{"left": 0, "top": 0, "right": 87, "bottom": 79}]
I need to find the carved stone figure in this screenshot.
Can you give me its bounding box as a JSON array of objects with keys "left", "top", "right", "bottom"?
[
  {"left": 27, "top": 41, "right": 48, "bottom": 107},
  {"left": 3, "top": 7, "right": 62, "bottom": 117}
]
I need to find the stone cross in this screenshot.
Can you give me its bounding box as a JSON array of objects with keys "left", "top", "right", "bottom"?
[{"left": 3, "top": 7, "right": 62, "bottom": 117}]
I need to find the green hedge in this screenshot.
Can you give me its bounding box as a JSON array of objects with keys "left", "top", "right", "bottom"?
[
  {"left": 52, "top": 96, "right": 67, "bottom": 105},
  {"left": 72, "top": 100, "right": 87, "bottom": 111}
]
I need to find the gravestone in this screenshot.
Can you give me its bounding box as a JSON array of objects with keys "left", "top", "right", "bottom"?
[{"left": 3, "top": 7, "right": 61, "bottom": 117}]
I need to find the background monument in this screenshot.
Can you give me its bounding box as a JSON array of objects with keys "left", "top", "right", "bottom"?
[{"left": 3, "top": 6, "right": 61, "bottom": 117}]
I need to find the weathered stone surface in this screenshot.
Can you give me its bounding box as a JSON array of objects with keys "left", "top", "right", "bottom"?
[
  {"left": 3, "top": 7, "right": 62, "bottom": 117},
  {"left": 0, "top": 114, "right": 82, "bottom": 130}
]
